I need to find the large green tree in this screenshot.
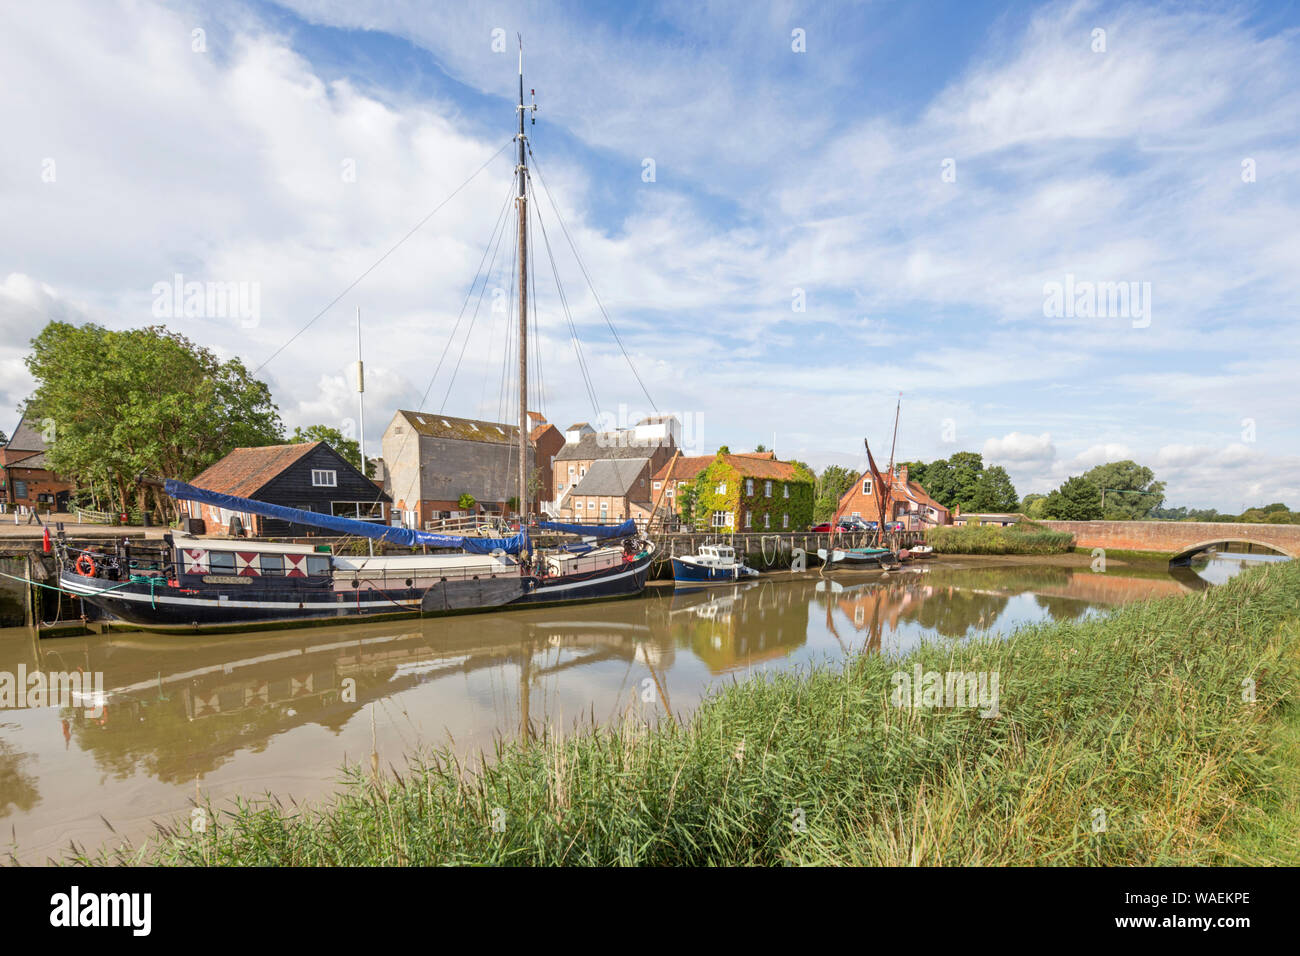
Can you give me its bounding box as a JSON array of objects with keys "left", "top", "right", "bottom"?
[
  {"left": 1041, "top": 476, "right": 1103, "bottom": 520},
  {"left": 25, "top": 322, "right": 282, "bottom": 517},
  {"left": 968, "top": 465, "right": 1020, "bottom": 512},
  {"left": 1081, "top": 460, "right": 1164, "bottom": 519},
  {"left": 290, "top": 424, "right": 366, "bottom": 475},
  {"left": 814, "top": 464, "right": 858, "bottom": 522},
  {"left": 899, "top": 452, "right": 1019, "bottom": 513}
]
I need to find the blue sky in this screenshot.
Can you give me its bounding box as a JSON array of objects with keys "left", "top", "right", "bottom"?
[{"left": 2, "top": 0, "right": 1298, "bottom": 511}]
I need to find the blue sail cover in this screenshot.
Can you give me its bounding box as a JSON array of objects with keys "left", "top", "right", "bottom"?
[
  {"left": 536, "top": 519, "right": 636, "bottom": 539},
  {"left": 165, "top": 479, "right": 528, "bottom": 555}
]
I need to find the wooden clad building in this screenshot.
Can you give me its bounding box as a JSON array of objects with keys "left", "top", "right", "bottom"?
[{"left": 180, "top": 441, "right": 389, "bottom": 537}]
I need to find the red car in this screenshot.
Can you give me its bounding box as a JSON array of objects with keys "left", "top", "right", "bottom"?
[{"left": 809, "top": 519, "right": 868, "bottom": 532}]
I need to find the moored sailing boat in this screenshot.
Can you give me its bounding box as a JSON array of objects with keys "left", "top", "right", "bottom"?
[{"left": 56, "top": 45, "right": 656, "bottom": 632}]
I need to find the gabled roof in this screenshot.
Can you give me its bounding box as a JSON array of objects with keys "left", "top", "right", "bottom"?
[
  {"left": 187, "top": 442, "right": 322, "bottom": 498},
  {"left": 4, "top": 413, "right": 48, "bottom": 454},
  {"left": 555, "top": 431, "right": 671, "bottom": 461},
  {"left": 562, "top": 458, "right": 650, "bottom": 503},
  {"left": 392, "top": 410, "right": 522, "bottom": 445}
]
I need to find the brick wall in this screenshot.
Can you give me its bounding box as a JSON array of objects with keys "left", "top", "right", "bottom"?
[{"left": 1037, "top": 520, "right": 1300, "bottom": 557}]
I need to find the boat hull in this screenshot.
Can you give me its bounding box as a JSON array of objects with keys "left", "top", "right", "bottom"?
[
  {"left": 59, "top": 550, "right": 655, "bottom": 633},
  {"left": 670, "top": 557, "right": 759, "bottom": 585}
]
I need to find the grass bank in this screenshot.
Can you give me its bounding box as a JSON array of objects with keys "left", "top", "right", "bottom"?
[
  {"left": 69, "top": 561, "right": 1299, "bottom": 866},
  {"left": 926, "top": 521, "right": 1075, "bottom": 555}
]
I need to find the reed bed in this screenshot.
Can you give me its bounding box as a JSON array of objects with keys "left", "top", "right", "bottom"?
[
  {"left": 926, "top": 522, "right": 1076, "bottom": 555},
  {"left": 64, "top": 560, "right": 1299, "bottom": 866}
]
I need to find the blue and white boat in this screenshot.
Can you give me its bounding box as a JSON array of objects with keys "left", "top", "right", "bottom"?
[{"left": 671, "top": 544, "right": 759, "bottom": 586}]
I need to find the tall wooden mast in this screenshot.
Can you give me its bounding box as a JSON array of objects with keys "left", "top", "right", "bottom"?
[{"left": 515, "top": 37, "right": 530, "bottom": 520}]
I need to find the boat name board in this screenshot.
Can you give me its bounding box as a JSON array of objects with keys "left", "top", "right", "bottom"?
[{"left": 202, "top": 575, "right": 253, "bottom": 585}]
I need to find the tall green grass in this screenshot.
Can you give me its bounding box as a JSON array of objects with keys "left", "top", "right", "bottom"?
[
  {"left": 926, "top": 521, "right": 1075, "bottom": 554},
  {"left": 64, "top": 561, "right": 1299, "bottom": 866}
]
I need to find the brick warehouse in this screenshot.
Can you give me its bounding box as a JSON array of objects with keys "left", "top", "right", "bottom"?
[{"left": 381, "top": 410, "right": 562, "bottom": 528}]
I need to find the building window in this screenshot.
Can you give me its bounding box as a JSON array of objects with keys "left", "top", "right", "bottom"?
[
  {"left": 764, "top": 513, "right": 770, "bottom": 529},
  {"left": 580, "top": 467, "right": 587, "bottom": 477},
  {"left": 568, "top": 466, "right": 575, "bottom": 476},
  {"left": 600, "top": 501, "right": 608, "bottom": 512},
  {"left": 331, "top": 502, "right": 383, "bottom": 521},
  {"left": 653, "top": 480, "right": 662, "bottom": 490},
  {"left": 711, "top": 511, "right": 732, "bottom": 529},
  {"left": 716, "top": 482, "right": 726, "bottom": 495},
  {"left": 557, "top": 483, "right": 565, "bottom": 492},
  {"left": 312, "top": 469, "right": 337, "bottom": 487},
  {"left": 783, "top": 485, "right": 790, "bottom": 498},
  {"left": 745, "top": 478, "right": 754, "bottom": 495},
  {"left": 782, "top": 513, "right": 789, "bottom": 528},
  {"left": 862, "top": 479, "right": 872, "bottom": 495},
  {"left": 588, "top": 499, "right": 595, "bottom": 510},
  {"left": 576, "top": 501, "right": 583, "bottom": 510},
  {"left": 764, "top": 480, "right": 773, "bottom": 497},
  {"left": 666, "top": 488, "right": 674, "bottom": 498},
  {"left": 13, "top": 480, "right": 27, "bottom": 499},
  {"left": 745, "top": 511, "right": 752, "bottom": 528}
]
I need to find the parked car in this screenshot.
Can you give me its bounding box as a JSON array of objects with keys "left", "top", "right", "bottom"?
[{"left": 809, "top": 517, "right": 873, "bottom": 533}]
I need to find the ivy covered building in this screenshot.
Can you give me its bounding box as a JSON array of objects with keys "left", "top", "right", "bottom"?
[{"left": 651, "top": 451, "right": 814, "bottom": 532}]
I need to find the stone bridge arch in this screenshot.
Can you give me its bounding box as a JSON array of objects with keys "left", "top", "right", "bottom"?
[{"left": 1168, "top": 538, "right": 1295, "bottom": 565}]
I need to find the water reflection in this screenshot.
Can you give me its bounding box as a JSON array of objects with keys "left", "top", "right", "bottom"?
[{"left": 0, "top": 553, "right": 1281, "bottom": 859}]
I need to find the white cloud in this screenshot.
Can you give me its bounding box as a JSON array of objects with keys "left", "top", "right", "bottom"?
[{"left": 983, "top": 431, "right": 1056, "bottom": 465}]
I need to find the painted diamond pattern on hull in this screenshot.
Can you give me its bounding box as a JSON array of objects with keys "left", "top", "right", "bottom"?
[
  {"left": 285, "top": 554, "right": 307, "bottom": 577},
  {"left": 183, "top": 549, "right": 208, "bottom": 574},
  {"left": 236, "top": 552, "right": 260, "bottom": 576}
]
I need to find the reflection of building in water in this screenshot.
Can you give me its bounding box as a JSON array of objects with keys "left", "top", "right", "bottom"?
[
  {"left": 35, "top": 604, "right": 661, "bottom": 783},
  {"left": 823, "top": 564, "right": 1200, "bottom": 649},
  {"left": 664, "top": 582, "right": 809, "bottom": 673}
]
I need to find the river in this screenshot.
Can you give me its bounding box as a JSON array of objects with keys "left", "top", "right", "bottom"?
[{"left": 0, "top": 551, "right": 1285, "bottom": 861}]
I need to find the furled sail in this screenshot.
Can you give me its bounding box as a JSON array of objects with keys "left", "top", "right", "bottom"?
[
  {"left": 535, "top": 519, "right": 637, "bottom": 539},
  {"left": 164, "top": 479, "right": 528, "bottom": 555}
]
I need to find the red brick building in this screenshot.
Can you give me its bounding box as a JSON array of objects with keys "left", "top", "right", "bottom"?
[
  {"left": 1, "top": 413, "right": 74, "bottom": 512},
  {"left": 834, "top": 464, "right": 950, "bottom": 529}
]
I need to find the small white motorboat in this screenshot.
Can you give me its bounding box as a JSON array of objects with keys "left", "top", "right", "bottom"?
[{"left": 671, "top": 544, "right": 760, "bottom": 585}]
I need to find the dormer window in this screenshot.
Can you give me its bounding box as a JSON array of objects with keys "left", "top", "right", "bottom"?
[{"left": 312, "top": 469, "right": 337, "bottom": 487}]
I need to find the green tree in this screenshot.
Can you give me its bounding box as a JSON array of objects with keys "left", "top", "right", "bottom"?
[
  {"left": 290, "top": 424, "right": 366, "bottom": 475},
  {"left": 814, "top": 464, "right": 858, "bottom": 522},
  {"left": 717, "top": 445, "right": 731, "bottom": 454},
  {"left": 754, "top": 443, "right": 768, "bottom": 453},
  {"left": 1081, "top": 460, "right": 1164, "bottom": 519},
  {"left": 900, "top": 459, "right": 927, "bottom": 488},
  {"left": 969, "top": 465, "right": 1019, "bottom": 512},
  {"left": 457, "top": 493, "right": 478, "bottom": 512},
  {"left": 948, "top": 451, "right": 985, "bottom": 509},
  {"left": 1021, "top": 493, "right": 1048, "bottom": 518},
  {"left": 1041, "top": 476, "right": 1103, "bottom": 520},
  {"left": 25, "top": 322, "right": 282, "bottom": 517}
]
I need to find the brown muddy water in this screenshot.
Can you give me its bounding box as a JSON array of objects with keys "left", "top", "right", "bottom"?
[{"left": 0, "top": 553, "right": 1280, "bottom": 861}]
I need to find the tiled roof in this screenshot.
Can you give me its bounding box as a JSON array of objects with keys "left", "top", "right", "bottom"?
[
  {"left": 4, "top": 413, "right": 48, "bottom": 453},
  {"left": 561, "top": 458, "right": 650, "bottom": 503},
  {"left": 393, "top": 410, "right": 521, "bottom": 445},
  {"left": 651, "top": 453, "right": 809, "bottom": 483},
  {"left": 187, "top": 442, "right": 321, "bottom": 498},
  {"left": 555, "top": 431, "right": 670, "bottom": 461}
]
